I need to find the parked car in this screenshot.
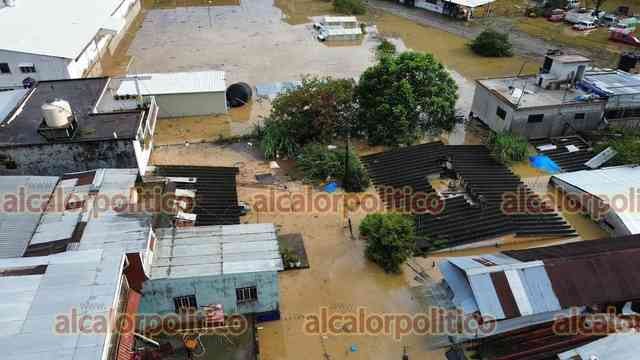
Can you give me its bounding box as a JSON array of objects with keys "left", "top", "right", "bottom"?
[
  {"left": 600, "top": 13, "right": 618, "bottom": 27},
  {"left": 548, "top": 9, "right": 566, "bottom": 22},
  {"left": 565, "top": 10, "right": 596, "bottom": 24},
  {"left": 317, "top": 29, "right": 328, "bottom": 41},
  {"left": 574, "top": 20, "right": 597, "bottom": 30},
  {"left": 610, "top": 29, "right": 640, "bottom": 46}
]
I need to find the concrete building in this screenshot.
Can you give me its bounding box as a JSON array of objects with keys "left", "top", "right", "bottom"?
[
  {"left": 0, "top": 0, "right": 141, "bottom": 89},
  {"left": 471, "top": 54, "right": 606, "bottom": 139},
  {"left": 115, "top": 71, "right": 228, "bottom": 118},
  {"left": 0, "top": 77, "right": 157, "bottom": 175},
  {"left": 140, "top": 224, "right": 283, "bottom": 319},
  {"left": 0, "top": 169, "right": 154, "bottom": 360},
  {"left": 551, "top": 165, "right": 640, "bottom": 236}
]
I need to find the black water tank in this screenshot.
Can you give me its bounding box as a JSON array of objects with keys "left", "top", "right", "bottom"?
[
  {"left": 618, "top": 52, "right": 638, "bottom": 72},
  {"left": 226, "top": 82, "right": 252, "bottom": 108}
]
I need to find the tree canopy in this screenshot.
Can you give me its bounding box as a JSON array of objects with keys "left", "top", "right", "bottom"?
[
  {"left": 262, "top": 76, "right": 356, "bottom": 155},
  {"left": 360, "top": 213, "right": 416, "bottom": 273},
  {"left": 469, "top": 29, "right": 513, "bottom": 57},
  {"left": 355, "top": 52, "right": 459, "bottom": 146}
]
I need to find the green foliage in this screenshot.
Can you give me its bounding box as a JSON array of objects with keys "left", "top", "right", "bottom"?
[
  {"left": 376, "top": 38, "right": 396, "bottom": 60},
  {"left": 360, "top": 213, "right": 416, "bottom": 273},
  {"left": 333, "top": 0, "right": 366, "bottom": 15},
  {"left": 595, "top": 133, "right": 640, "bottom": 164},
  {"left": 487, "top": 132, "right": 529, "bottom": 164},
  {"left": 296, "top": 143, "right": 370, "bottom": 192},
  {"left": 469, "top": 29, "right": 513, "bottom": 57},
  {"left": 269, "top": 76, "right": 356, "bottom": 147},
  {"left": 355, "top": 51, "right": 459, "bottom": 146},
  {"left": 258, "top": 119, "right": 299, "bottom": 160}
]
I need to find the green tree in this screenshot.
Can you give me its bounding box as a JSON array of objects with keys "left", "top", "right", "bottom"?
[
  {"left": 296, "top": 143, "right": 370, "bottom": 192},
  {"left": 595, "top": 133, "right": 640, "bottom": 164},
  {"left": 333, "top": 0, "right": 366, "bottom": 15},
  {"left": 376, "top": 38, "right": 396, "bottom": 60},
  {"left": 360, "top": 213, "right": 416, "bottom": 273},
  {"left": 487, "top": 132, "right": 530, "bottom": 164},
  {"left": 269, "top": 76, "right": 356, "bottom": 147},
  {"left": 469, "top": 29, "right": 513, "bottom": 57},
  {"left": 355, "top": 52, "right": 459, "bottom": 146}
]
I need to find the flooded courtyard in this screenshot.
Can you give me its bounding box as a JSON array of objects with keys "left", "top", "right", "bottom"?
[
  {"left": 112, "top": 0, "right": 612, "bottom": 358},
  {"left": 98, "top": 0, "right": 545, "bottom": 141}
]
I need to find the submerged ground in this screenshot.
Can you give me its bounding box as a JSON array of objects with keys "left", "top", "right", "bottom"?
[{"left": 101, "top": 1, "right": 612, "bottom": 358}]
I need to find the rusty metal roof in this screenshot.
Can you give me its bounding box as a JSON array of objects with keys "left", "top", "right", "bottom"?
[{"left": 443, "top": 235, "right": 640, "bottom": 321}]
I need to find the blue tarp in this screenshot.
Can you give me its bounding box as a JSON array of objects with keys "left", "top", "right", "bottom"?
[
  {"left": 529, "top": 155, "right": 561, "bottom": 174},
  {"left": 324, "top": 182, "right": 338, "bottom": 193}
]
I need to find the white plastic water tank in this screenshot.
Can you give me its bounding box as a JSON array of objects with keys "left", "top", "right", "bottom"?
[{"left": 41, "top": 99, "right": 73, "bottom": 128}]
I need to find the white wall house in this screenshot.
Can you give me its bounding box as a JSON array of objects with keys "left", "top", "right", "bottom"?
[{"left": 0, "top": 0, "right": 140, "bottom": 89}]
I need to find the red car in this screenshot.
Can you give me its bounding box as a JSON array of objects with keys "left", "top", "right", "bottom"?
[
  {"left": 610, "top": 29, "right": 640, "bottom": 46},
  {"left": 548, "top": 9, "right": 566, "bottom": 22}
]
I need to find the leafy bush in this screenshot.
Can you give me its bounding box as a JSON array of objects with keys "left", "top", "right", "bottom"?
[
  {"left": 487, "top": 132, "right": 529, "bottom": 164},
  {"left": 469, "top": 29, "right": 513, "bottom": 57},
  {"left": 269, "top": 76, "right": 356, "bottom": 147},
  {"left": 360, "top": 213, "right": 415, "bottom": 273},
  {"left": 296, "top": 143, "right": 370, "bottom": 192},
  {"left": 258, "top": 119, "right": 299, "bottom": 160},
  {"left": 594, "top": 133, "right": 640, "bottom": 164},
  {"left": 376, "top": 38, "right": 396, "bottom": 59},
  {"left": 355, "top": 52, "right": 459, "bottom": 146},
  {"left": 334, "top": 0, "right": 366, "bottom": 15}
]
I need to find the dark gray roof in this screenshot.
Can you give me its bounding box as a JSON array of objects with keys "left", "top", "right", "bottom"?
[{"left": 0, "top": 78, "right": 144, "bottom": 147}]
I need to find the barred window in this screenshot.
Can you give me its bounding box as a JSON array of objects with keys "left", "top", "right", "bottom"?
[{"left": 236, "top": 286, "right": 258, "bottom": 304}]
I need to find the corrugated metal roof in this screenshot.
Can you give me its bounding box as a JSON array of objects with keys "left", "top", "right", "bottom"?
[
  {"left": 152, "top": 223, "right": 283, "bottom": 280},
  {"left": 0, "top": 89, "right": 29, "bottom": 122},
  {"left": 558, "top": 333, "right": 640, "bottom": 360},
  {"left": 581, "top": 70, "right": 640, "bottom": 96},
  {"left": 323, "top": 16, "right": 358, "bottom": 23},
  {"left": 324, "top": 27, "right": 363, "bottom": 36},
  {"left": 0, "top": 249, "right": 124, "bottom": 360},
  {"left": 0, "top": 0, "right": 133, "bottom": 59},
  {"left": 0, "top": 168, "right": 153, "bottom": 360},
  {"left": 441, "top": 256, "right": 561, "bottom": 320},
  {"left": 117, "top": 71, "right": 226, "bottom": 96},
  {"left": 552, "top": 165, "right": 640, "bottom": 234},
  {"left": 0, "top": 176, "right": 59, "bottom": 258}
]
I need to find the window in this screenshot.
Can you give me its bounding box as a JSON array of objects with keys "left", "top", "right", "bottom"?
[
  {"left": 574, "top": 113, "right": 585, "bottom": 120},
  {"left": 0, "top": 63, "right": 10, "bottom": 74},
  {"left": 174, "top": 295, "right": 197, "bottom": 313},
  {"left": 527, "top": 114, "right": 544, "bottom": 123},
  {"left": 236, "top": 286, "right": 258, "bottom": 304},
  {"left": 19, "top": 64, "right": 36, "bottom": 73},
  {"left": 496, "top": 106, "right": 507, "bottom": 120}
]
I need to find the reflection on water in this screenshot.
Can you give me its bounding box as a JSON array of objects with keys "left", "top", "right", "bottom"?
[{"left": 368, "top": 9, "right": 540, "bottom": 79}]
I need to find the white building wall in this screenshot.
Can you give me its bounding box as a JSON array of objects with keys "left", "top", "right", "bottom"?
[{"left": 0, "top": 50, "right": 71, "bottom": 89}]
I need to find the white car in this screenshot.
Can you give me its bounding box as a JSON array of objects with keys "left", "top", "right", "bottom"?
[
  {"left": 573, "top": 21, "right": 597, "bottom": 31},
  {"left": 317, "top": 30, "right": 328, "bottom": 41}
]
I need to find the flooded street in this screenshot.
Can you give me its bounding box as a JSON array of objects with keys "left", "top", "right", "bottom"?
[{"left": 131, "top": 0, "right": 609, "bottom": 358}]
